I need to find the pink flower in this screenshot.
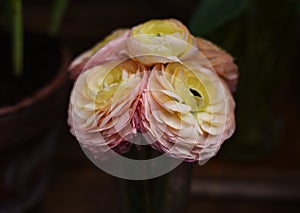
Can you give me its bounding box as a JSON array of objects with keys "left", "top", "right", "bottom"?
[
  {"left": 68, "top": 19, "right": 238, "bottom": 163},
  {"left": 140, "top": 63, "right": 235, "bottom": 162},
  {"left": 68, "top": 60, "right": 148, "bottom": 155}
]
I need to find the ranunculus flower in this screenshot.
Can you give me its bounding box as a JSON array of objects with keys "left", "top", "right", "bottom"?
[
  {"left": 127, "top": 19, "right": 198, "bottom": 66},
  {"left": 140, "top": 62, "right": 235, "bottom": 162},
  {"left": 69, "top": 60, "right": 148, "bottom": 155},
  {"left": 68, "top": 18, "right": 238, "bottom": 163}
]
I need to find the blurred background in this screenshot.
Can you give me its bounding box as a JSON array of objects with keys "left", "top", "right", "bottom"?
[{"left": 1, "top": 0, "right": 300, "bottom": 212}]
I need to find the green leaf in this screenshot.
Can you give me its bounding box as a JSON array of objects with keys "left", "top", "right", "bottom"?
[
  {"left": 11, "top": 0, "right": 23, "bottom": 77},
  {"left": 189, "top": 0, "right": 250, "bottom": 36},
  {"left": 48, "top": 0, "right": 69, "bottom": 35}
]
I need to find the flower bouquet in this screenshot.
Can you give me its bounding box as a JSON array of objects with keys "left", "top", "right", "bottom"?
[{"left": 67, "top": 19, "right": 238, "bottom": 212}]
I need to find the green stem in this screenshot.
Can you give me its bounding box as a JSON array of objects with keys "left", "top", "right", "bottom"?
[
  {"left": 11, "top": 0, "right": 23, "bottom": 77},
  {"left": 48, "top": 0, "right": 69, "bottom": 36}
]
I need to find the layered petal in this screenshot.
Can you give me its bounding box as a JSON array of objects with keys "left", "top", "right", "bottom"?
[
  {"left": 140, "top": 63, "right": 235, "bottom": 162},
  {"left": 196, "top": 37, "right": 238, "bottom": 92},
  {"left": 127, "top": 19, "right": 197, "bottom": 66},
  {"left": 68, "top": 60, "right": 148, "bottom": 156}
]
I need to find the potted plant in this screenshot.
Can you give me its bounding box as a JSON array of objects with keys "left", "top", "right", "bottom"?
[{"left": 0, "top": 0, "right": 70, "bottom": 212}]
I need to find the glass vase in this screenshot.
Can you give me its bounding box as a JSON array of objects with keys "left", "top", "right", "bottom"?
[{"left": 117, "top": 148, "right": 193, "bottom": 213}]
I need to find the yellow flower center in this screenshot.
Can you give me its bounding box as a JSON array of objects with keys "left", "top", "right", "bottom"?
[
  {"left": 164, "top": 63, "right": 209, "bottom": 113},
  {"left": 84, "top": 60, "right": 145, "bottom": 110}
]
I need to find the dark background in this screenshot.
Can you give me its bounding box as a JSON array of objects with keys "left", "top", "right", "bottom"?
[{"left": 3, "top": 0, "right": 300, "bottom": 212}]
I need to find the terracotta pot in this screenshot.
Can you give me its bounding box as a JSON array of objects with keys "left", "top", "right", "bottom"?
[{"left": 0, "top": 40, "right": 70, "bottom": 212}]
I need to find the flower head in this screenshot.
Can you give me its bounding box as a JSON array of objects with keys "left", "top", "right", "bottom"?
[
  {"left": 127, "top": 19, "right": 197, "bottom": 65},
  {"left": 140, "top": 62, "right": 235, "bottom": 162},
  {"left": 69, "top": 60, "right": 148, "bottom": 155}
]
